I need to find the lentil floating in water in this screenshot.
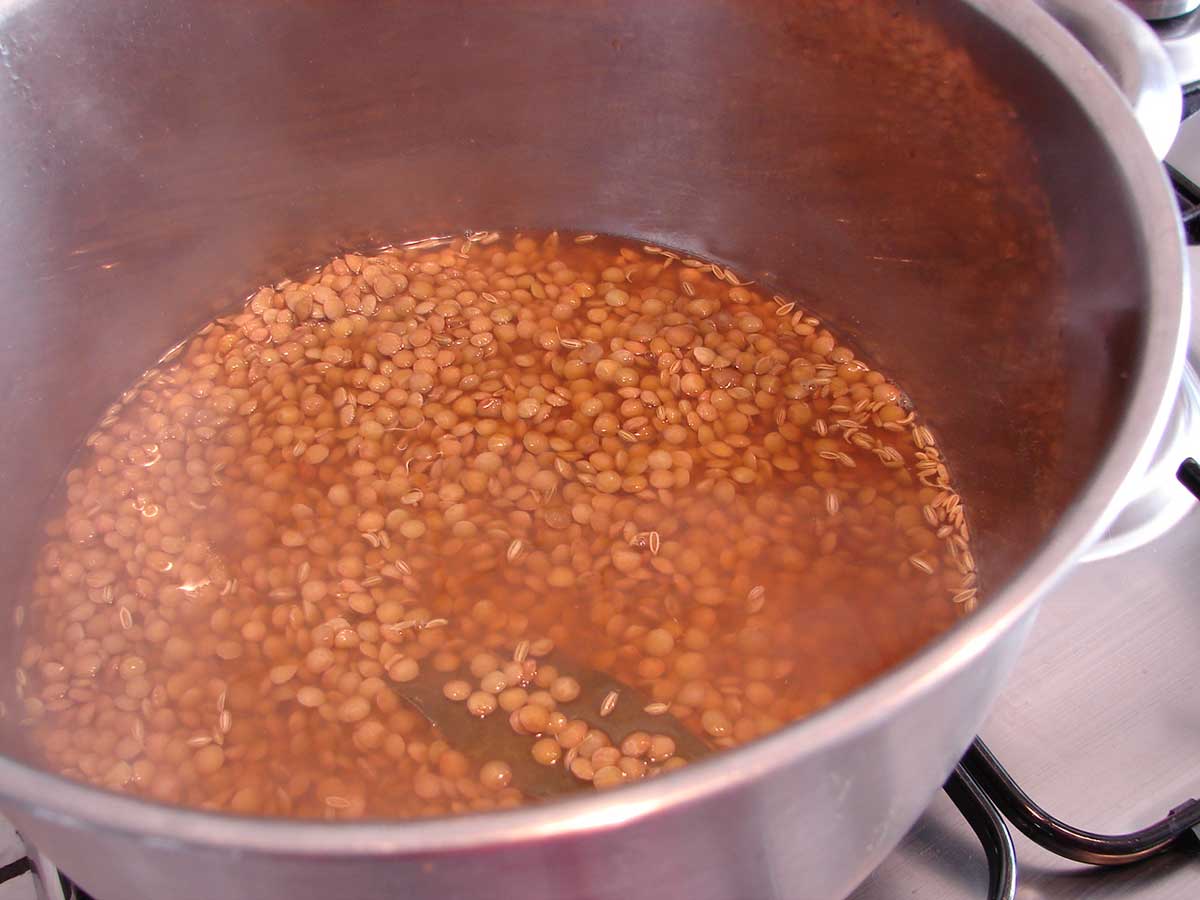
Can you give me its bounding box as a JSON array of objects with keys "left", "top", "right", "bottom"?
[{"left": 12, "top": 232, "right": 976, "bottom": 818}]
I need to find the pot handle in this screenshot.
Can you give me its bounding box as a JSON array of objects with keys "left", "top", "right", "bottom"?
[{"left": 1034, "top": 0, "right": 1182, "bottom": 159}]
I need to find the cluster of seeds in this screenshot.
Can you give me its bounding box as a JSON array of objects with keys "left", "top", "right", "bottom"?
[
  {"left": 438, "top": 641, "right": 690, "bottom": 791},
  {"left": 10, "top": 231, "right": 975, "bottom": 818}
]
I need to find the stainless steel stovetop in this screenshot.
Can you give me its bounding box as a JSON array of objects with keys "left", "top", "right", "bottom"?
[
  {"left": 849, "top": 95, "right": 1200, "bottom": 895},
  {"left": 855, "top": 8, "right": 1200, "bottom": 893},
  {"left": 853, "top": 504, "right": 1200, "bottom": 899}
]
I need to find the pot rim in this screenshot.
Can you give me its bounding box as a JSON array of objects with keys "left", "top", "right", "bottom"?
[{"left": 0, "top": 0, "right": 1188, "bottom": 856}]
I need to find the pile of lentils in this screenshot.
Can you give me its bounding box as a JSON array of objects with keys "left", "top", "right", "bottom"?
[{"left": 10, "top": 231, "right": 976, "bottom": 818}]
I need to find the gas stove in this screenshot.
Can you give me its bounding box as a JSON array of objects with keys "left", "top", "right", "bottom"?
[
  {"left": 852, "top": 496, "right": 1200, "bottom": 899},
  {"left": 852, "top": 7, "right": 1200, "bottom": 893},
  {"left": 2, "top": 5, "right": 1200, "bottom": 900}
]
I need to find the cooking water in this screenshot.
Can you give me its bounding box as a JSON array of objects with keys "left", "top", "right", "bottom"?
[{"left": 11, "top": 232, "right": 975, "bottom": 818}]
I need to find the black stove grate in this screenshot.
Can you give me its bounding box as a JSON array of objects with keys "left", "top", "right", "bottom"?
[
  {"left": 1169, "top": 84, "right": 1200, "bottom": 242},
  {"left": 937, "top": 124, "right": 1200, "bottom": 893},
  {"left": 1169, "top": 165, "right": 1200, "bottom": 241},
  {"left": 0, "top": 856, "right": 32, "bottom": 885},
  {"left": 952, "top": 739, "right": 1200, "bottom": 900}
]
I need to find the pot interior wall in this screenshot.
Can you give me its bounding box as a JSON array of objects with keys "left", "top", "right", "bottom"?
[{"left": 0, "top": 0, "right": 1145, "bottom": 748}]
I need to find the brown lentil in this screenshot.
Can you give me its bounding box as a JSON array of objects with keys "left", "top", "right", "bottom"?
[{"left": 16, "top": 232, "right": 974, "bottom": 819}]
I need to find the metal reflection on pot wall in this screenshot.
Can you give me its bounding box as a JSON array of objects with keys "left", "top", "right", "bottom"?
[
  {"left": 1122, "top": 0, "right": 1200, "bottom": 22},
  {"left": 1037, "top": 0, "right": 1182, "bottom": 156},
  {"left": 0, "top": 1, "right": 1187, "bottom": 900}
]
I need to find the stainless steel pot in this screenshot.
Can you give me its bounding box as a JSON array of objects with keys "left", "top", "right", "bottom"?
[{"left": 0, "top": 1, "right": 1188, "bottom": 898}]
